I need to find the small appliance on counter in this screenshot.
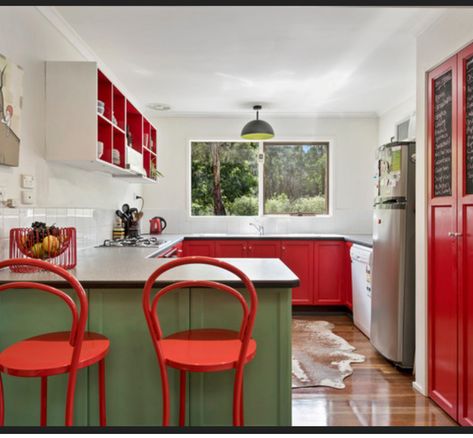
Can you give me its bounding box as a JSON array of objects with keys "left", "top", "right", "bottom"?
[{"left": 149, "top": 216, "right": 167, "bottom": 234}]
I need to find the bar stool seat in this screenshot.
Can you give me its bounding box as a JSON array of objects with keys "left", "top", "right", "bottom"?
[
  {"left": 161, "top": 328, "right": 256, "bottom": 372},
  {"left": 0, "top": 331, "right": 109, "bottom": 377}
]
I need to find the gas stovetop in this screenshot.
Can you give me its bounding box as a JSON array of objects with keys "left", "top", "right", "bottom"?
[{"left": 97, "top": 236, "right": 167, "bottom": 248}]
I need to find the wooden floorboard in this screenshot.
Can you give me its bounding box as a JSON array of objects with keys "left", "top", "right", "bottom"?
[{"left": 291, "top": 314, "right": 458, "bottom": 427}]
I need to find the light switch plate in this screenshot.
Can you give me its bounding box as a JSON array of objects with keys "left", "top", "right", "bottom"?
[
  {"left": 21, "top": 191, "right": 34, "bottom": 205},
  {"left": 21, "top": 174, "right": 35, "bottom": 189}
]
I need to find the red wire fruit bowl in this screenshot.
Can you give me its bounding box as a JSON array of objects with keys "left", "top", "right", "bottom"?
[{"left": 9, "top": 227, "right": 77, "bottom": 272}]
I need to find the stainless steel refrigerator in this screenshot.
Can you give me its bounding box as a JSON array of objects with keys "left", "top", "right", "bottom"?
[{"left": 370, "top": 141, "right": 416, "bottom": 369}]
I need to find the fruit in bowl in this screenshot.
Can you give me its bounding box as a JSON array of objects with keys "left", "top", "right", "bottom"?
[{"left": 16, "top": 222, "right": 70, "bottom": 260}]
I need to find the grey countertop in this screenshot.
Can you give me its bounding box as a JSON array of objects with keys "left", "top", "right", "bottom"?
[
  {"left": 0, "top": 232, "right": 372, "bottom": 288},
  {"left": 0, "top": 245, "right": 299, "bottom": 288}
]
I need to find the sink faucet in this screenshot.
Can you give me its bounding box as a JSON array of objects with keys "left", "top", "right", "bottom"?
[{"left": 249, "top": 221, "right": 264, "bottom": 236}]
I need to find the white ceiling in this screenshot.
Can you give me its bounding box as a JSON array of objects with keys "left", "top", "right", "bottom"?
[{"left": 55, "top": 6, "right": 444, "bottom": 118}]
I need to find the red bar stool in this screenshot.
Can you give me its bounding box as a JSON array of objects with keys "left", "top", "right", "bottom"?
[
  {"left": 0, "top": 258, "right": 110, "bottom": 426},
  {"left": 142, "top": 256, "right": 258, "bottom": 426}
]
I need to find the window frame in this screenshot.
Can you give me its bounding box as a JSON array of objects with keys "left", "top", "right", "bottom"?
[{"left": 187, "top": 138, "right": 332, "bottom": 218}]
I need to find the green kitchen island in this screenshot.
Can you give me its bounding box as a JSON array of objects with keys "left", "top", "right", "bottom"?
[{"left": 0, "top": 248, "right": 297, "bottom": 426}]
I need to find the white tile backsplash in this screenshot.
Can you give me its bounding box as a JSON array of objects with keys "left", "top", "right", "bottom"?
[{"left": 0, "top": 207, "right": 116, "bottom": 255}]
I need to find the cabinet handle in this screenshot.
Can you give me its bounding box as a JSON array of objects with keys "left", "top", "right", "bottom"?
[
  {"left": 448, "top": 232, "right": 463, "bottom": 237},
  {"left": 248, "top": 246, "right": 252, "bottom": 250},
  {"left": 282, "top": 246, "right": 286, "bottom": 251}
]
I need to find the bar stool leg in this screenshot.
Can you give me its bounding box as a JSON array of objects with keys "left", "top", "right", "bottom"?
[
  {"left": 240, "top": 377, "right": 244, "bottom": 426},
  {"left": 233, "top": 368, "right": 243, "bottom": 426},
  {"left": 179, "top": 370, "right": 186, "bottom": 426},
  {"left": 0, "top": 373, "right": 4, "bottom": 426},
  {"left": 40, "top": 376, "right": 48, "bottom": 426},
  {"left": 98, "top": 359, "right": 107, "bottom": 426}
]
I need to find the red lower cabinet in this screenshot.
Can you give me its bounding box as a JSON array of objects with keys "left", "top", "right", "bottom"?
[
  {"left": 247, "top": 241, "right": 281, "bottom": 258},
  {"left": 314, "top": 241, "right": 346, "bottom": 305},
  {"left": 215, "top": 240, "right": 248, "bottom": 257},
  {"left": 183, "top": 238, "right": 353, "bottom": 308},
  {"left": 281, "top": 240, "right": 314, "bottom": 305},
  {"left": 183, "top": 240, "right": 215, "bottom": 257}
]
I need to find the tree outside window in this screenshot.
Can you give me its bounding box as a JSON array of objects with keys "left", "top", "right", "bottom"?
[{"left": 190, "top": 141, "right": 329, "bottom": 216}]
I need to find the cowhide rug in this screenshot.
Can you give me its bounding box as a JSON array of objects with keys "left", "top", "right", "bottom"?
[{"left": 292, "top": 319, "right": 365, "bottom": 389}]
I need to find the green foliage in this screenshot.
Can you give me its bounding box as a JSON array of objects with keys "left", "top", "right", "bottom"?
[
  {"left": 265, "top": 195, "right": 327, "bottom": 215},
  {"left": 191, "top": 141, "right": 328, "bottom": 216},
  {"left": 191, "top": 142, "right": 258, "bottom": 216},
  {"left": 228, "top": 195, "right": 259, "bottom": 216}
]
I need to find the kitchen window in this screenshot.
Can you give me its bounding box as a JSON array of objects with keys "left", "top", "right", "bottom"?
[
  {"left": 263, "top": 142, "right": 329, "bottom": 215},
  {"left": 190, "top": 141, "right": 329, "bottom": 216}
]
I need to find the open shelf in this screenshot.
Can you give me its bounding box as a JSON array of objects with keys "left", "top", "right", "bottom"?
[{"left": 45, "top": 62, "right": 158, "bottom": 184}]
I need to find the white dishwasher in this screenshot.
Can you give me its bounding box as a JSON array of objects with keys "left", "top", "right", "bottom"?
[{"left": 350, "top": 244, "right": 373, "bottom": 338}]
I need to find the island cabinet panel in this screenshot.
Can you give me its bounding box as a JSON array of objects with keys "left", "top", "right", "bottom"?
[
  {"left": 280, "top": 240, "right": 314, "bottom": 305},
  {"left": 0, "top": 289, "right": 88, "bottom": 426},
  {"left": 314, "top": 241, "right": 346, "bottom": 305},
  {"left": 87, "top": 288, "right": 189, "bottom": 426},
  {"left": 188, "top": 287, "right": 291, "bottom": 426},
  {"left": 247, "top": 240, "right": 281, "bottom": 258},
  {"left": 345, "top": 242, "right": 354, "bottom": 309},
  {"left": 215, "top": 240, "right": 248, "bottom": 257},
  {"left": 183, "top": 240, "right": 216, "bottom": 257}
]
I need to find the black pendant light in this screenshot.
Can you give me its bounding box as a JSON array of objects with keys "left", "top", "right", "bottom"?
[{"left": 241, "top": 105, "right": 275, "bottom": 140}]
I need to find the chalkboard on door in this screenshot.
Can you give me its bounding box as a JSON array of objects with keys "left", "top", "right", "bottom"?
[
  {"left": 433, "top": 70, "right": 453, "bottom": 197},
  {"left": 466, "top": 58, "right": 473, "bottom": 194}
]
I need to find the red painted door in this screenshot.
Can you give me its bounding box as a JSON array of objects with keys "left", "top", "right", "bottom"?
[
  {"left": 247, "top": 240, "right": 281, "bottom": 258},
  {"left": 314, "top": 241, "right": 345, "bottom": 305},
  {"left": 281, "top": 241, "right": 314, "bottom": 305},
  {"left": 183, "top": 240, "right": 216, "bottom": 257},
  {"left": 427, "top": 55, "right": 459, "bottom": 420},
  {"left": 457, "top": 44, "right": 473, "bottom": 426},
  {"left": 215, "top": 240, "right": 248, "bottom": 257}
]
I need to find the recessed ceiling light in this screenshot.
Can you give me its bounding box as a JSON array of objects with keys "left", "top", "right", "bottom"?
[{"left": 147, "top": 103, "right": 171, "bottom": 111}]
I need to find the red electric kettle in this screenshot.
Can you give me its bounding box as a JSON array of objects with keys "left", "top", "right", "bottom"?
[{"left": 149, "top": 216, "right": 167, "bottom": 234}]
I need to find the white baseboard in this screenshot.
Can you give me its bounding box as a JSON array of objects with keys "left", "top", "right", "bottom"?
[{"left": 412, "top": 381, "right": 427, "bottom": 396}]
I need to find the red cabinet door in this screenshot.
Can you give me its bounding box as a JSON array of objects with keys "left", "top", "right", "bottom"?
[
  {"left": 281, "top": 240, "right": 314, "bottom": 305},
  {"left": 247, "top": 240, "right": 281, "bottom": 258},
  {"left": 215, "top": 240, "right": 248, "bottom": 257},
  {"left": 314, "top": 241, "right": 345, "bottom": 305},
  {"left": 457, "top": 44, "right": 473, "bottom": 426},
  {"left": 183, "top": 240, "right": 216, "bottom": 257},
  {"left": 428, "top": 55, "right": 459, "bottom": 420}
]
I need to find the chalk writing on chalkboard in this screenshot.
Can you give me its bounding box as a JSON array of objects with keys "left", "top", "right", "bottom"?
[
  {"left": 466, "top": 58, "right": 473, "bottom": 194},
  {"left": 434, "top": 70, "right": 452, "bottom": 197}
]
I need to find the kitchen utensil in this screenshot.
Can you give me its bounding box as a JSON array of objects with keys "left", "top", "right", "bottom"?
[
  {"left": 122, "top": 204, "right": 130, "bottom": 214},
  {"left": 97, "top": 141, "right": 104, "bottom": 159},
  {"left": 149, "top": 217, "right": 167, "bottom": 234}
]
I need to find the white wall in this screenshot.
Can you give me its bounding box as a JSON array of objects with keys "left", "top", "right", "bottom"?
[
  {"left": 143, "top": 116, "right": 378, "bottom": 235},
  {"left": 378, "top": 96, "right": 415, "bottom": 145},
  {"left": 414, "top": 8, "right": 473, "bottom": 396},
  {"left": 0, "top": 7, "right": 142, "bottom": 210}
]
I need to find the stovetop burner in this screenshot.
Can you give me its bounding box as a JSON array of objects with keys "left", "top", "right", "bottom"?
[{"left": 98, "top": 236, "right": 167, "bottom": 248}]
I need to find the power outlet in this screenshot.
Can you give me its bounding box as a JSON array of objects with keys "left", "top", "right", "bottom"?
[
  {"left": 21, "top": 174, "right": 35, "bottom": 189},
  {"left": 21, "top": 191, "right": 34, "bottom": 205}
]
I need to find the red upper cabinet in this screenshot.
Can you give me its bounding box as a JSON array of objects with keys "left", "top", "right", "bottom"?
[
  {"left": 183, "top": 240, "right": 215, "bottom": 257},
  {"left": 281, "top": 241, "right": 314, "bottom": 305},
  {"left": 247, "top": 241, "right": 281, "bottom": 258},
  {"left": 314, "top": 241, "right": 346, "bottom": 305},
  {"left": 215, "top": 240, "right": 248, "bottom": 257}
]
